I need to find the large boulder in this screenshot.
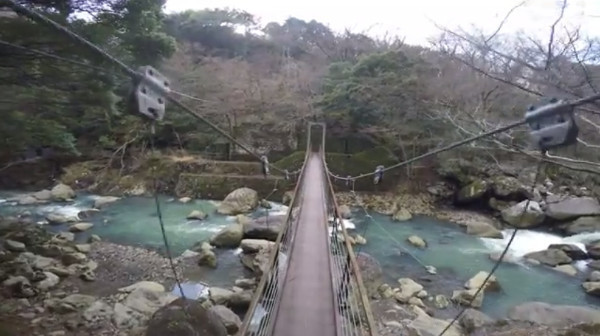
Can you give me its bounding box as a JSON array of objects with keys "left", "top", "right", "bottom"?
[
  {"left": 586, "top": 241, "right": 600, "bottom": 259},
  {"left": 464, "top": 271, "right": 500, "bottom": 292},
  {"left": 187, "top": 210, "right": 207, "bottom": 220},
  {"left": 50, "top": 183, "right": 75, "bottom": 201},
  {"left": 94, "top": 196, "right": 120, "bottom": 208},
  {"left": 501, "top": 200, "right": 545, "bottom": 228},
  {"left": 69, "top": 222, "right": 94, "bottom": 232},
  {"left": 547, "top": 244, "right": 588, "bottom": 260},
  {"left": 217, "top": 188, "right": 259, "bottom": 215},
  {"left": 545, "top": 196, "right": 600, "bottom": 221},
  {"left": 46, "top": 213, "right": 78, "bottom": 224},
  {"left": 146, "top": 298, "right": 227, "bottom": 336},
  {"left": 243, "top": 215, "right": 285, "bottom": 241},
  {"left": 282, "top": 191, "right": 294, "bottom": 206},
  {"left": 35, "top": 272, "right": 60, "bottom": 291},
  {"left": 338, "top": 205, "right": 352, "bottom": 219},
  {"left": 456, "top": 180, "right": 490, "bottom": 204},
  {"left": 491, "top": 176, "right": 529, "bottom": 200},
  {"left": 508, "top": 302, "right": 600, "bottom": 326},
  {"left": 209, "top": 305, "right": 242, "bottom": 334},
  {"left": 407, "top": 308, "right": 465, "bottom": 336},
  {"left": 582, "top": 282, "right": 600, "bottom": 296},
  {"left": 119, "top": 281, "right": 165, "bottom": 293},
  {"left": 124, "top": 288, "right": 178, "bottom": 316},
  {"left": 452, "top": 288, "right": 484, "bottom": 308},
  {"left": 5, "top": 239, "right": 26, "bottom": 252},
  {"left": 464, "top": 221, "right": 503, "bottom": 239},
  {"left": 198, "top": 249, "right": 217, "bottom": 268},
  {"left": 564, "top": 217, "right": 600, "bottom": 235},
  {"left": 394, "top": 278, "right": 424, "bottom": 303},
  {"left": 240, "top": 239, "right": 274, "bottom": 253},
  {"left": 392, "top": 208, "right": 412, "bottom": 222},
  {"left": 209, "top": 287, "right": 234, "bottom": 306},
  {"left": 210, "top": 224, "right": 243, "bottom": 248},
  {"left": 33, "top": 189, "right": 52, "bottom": 201},
  {"left": 459, "top": 308, "right": 494, "bottom": 333},
  {"left": 524, "top": 249, "right": 572, "bottom": 266},
  {"left": 356, "top": 252, "right": 383, "bottom": 299},
  {"left": 407, "top": 235, "right": 427, "bottom": 248}
]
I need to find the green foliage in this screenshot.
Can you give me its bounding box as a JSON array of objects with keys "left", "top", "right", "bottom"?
[
  {"left": 0, "top": 0, "right": 175, "bottom": 160},
  {"left": 317, "top": 51, "right": 429, "bottom": 131}
]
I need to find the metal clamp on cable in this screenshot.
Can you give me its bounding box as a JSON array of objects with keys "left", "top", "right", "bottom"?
[
  {"left": 284, "top": 169, "right": 289, "bottom": 180},
  {"left": 131, "top": 66, "right": 170, "bottom": 121},
  {"left": 261, "top": 155, "right": 270, "bottom": 177},
  {"left": 525, "top": 98, "right": 578, "bottom": 151},
  {"left": 373, "top": 165, "right": 384, "bottom": 185},
  {"left": 345, "top": 175, "right": 352, "bottom": 187}
]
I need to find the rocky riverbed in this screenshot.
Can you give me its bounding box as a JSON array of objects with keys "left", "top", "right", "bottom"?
[{"left": 3, "top": 175, "right": 600, "bottom": 336}]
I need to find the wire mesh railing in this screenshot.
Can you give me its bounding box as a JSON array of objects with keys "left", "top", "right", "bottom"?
[
  {"left": 238, "top": 128, "right": 311, "bottom": 336},
  {"left": 318, "top": 123, "right": 378, "bottom": 336}
]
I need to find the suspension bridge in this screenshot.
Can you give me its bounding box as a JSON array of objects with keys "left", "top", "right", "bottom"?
[
  {"left": 2, "top": 2, "right": 600, "bottom": 336},
  {"left": 238, "top": 123, "right": 376, "bottom": 336}
]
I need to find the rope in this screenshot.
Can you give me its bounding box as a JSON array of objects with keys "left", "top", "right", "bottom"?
[
  {"left": 436, "top": 154, "right": 546, "bottom": 336},
  {"left": 149, "top": 125, "right": 186, "bottom": 299},
  {"left": 1, "top": 0, "right": 289, "bottom": 175}
]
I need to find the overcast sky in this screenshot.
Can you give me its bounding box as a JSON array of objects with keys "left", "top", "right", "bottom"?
[{"left": 165, "top": 0, "right": 600, "bottom": 46}]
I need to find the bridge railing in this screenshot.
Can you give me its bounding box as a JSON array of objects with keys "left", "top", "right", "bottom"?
[
  {"left": 237, "top": 126, "right": 312, "bottom": 336},
  {"left": 317, "top": 123, "right": 378, "bottom": 336}
]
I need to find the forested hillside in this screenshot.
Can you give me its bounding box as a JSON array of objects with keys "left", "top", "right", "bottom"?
[{"left": 2, "top": 0, "right": 600, "bottom": 185}]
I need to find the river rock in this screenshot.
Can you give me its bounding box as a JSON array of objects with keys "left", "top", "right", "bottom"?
[
  {"left": 228, "top": 290, "right": 252, "bottom": 309},
  {"left": 234, "top": 278, "right": 256, "bottom": 290},
  {"left": 211, "top": 224, "right": 243, "bottom": 248},
  {"left": 83, "top": 300, "right": 113, "bottom": 327},
  {"left": 524, "top": 249, "right": 572, "bottom": 266},
  {"left": 434, "top": 295, "right": 449, "bottom": 309},
  {"left": 589, "top": 260, "right": 600, "bottom": 270},
  {"left": 588, "top": 271, "right": 600, "bottom": 282},
  {"left": 198, "top": 248, "right": 217, "bottom": 268},
  {"left": 338, "top": 205, "right": 352, "bottom": 219},
  {"left": 508, "top": 302, "right": 600, "bottom": 326},
  {"left": 61, "top": 252, "right": 87, "bottom": 265},
  {"left": 146, "top": 298, "right": 227, "bottom": 336},
  {"left": 80, "top": 270, "right": 96, "bottom": 281},
  {"left": 393, "top": 208, "right": 412, "bottom": 221},
  {"left": 488, "top": 197, "right": 511, "bottom": 211},
  {"left": 240, "top": 239, "right": 274, "bottom": 253},
  {"left": 217, "top": 188, "right": 259, "bottom": 215},
  {"left": 378, "top": 284, "right": 394, "bottom": 299},
  {"left": 491, "top": 176, "right": 528, "bottom": 199},
  {"left": 452, "top": 288, "right": 484, "bottom": 308},
  {"left": 17, "top": 195, "right": 39, "bottom": 205},
  {"left": 243, "top": 215, "right": 284, "bottom": 241},
  {"left": 460, "top": 308, "right": 494, "bottom": 333},
  {"left": 456, "top": 180, "right": 490, "bottom": 204},
  {"left": 554, "top": 264, "right": 577, "bottom": 276},
  {"left": 354, "top": 234, "right": 367, "bottom": 245},
  {"left": 501, "top": 200, "right": 545, "bottom": 228},
  {"left": 282, "top": 191, "right": 294, "bottom": 206},
  {"left": 582, "top": 282, "right": 600, "bottom": 296},
  {"left": 35, "top": 272, "right": 60, "bottom": 291},
  {"left": 187, "top": 210, "right": 207, "bottom": 220},
  {"left": 547, "top": 244, "right": 588, "bottom": 260},
  {"left": 3, "top": 276, "right": 35, "bottom": 297},
  {"left": 53, "top": 232, "right": 75, "bottom": 243},
  {"left": 395, "top": 278, "right": 424, "bottom": 303},
  {"left": 464, "top": 221, "right": 503, "bottom": 239},
  {"left": 33, "top": 189, "right": 52, "bottom": 201},
  {"left": 47, "top": 266, "right": 72, "bottom": 278},
  {"left": 5, "top": 239, "right": 26, "bottom": 252},
  {"left": 407, "top": 308, "right": 464, "bottom": 336},
  {"left": 586, "top": 241, "right": 600, "bottom": 259},
  {"left": 407, "top": 235, "right": 427, "bottom": 248},
  {"left": 75, "top": 244, "right": 91, "bottom": 253},
  {"left": 564, "top": 216, "right": 600, "bottom": 235},
  {"left": 51, "top": 183, "right": 75, "bottom": 201},
  {"left": 465, "top": 271, "right": 500, "bottom": 291},
  {"left": 119, "top": 281, "right": 165, "bottom": 293},
  {"left": 69, "top": 222, "right": 94, "bottom": 232},
  {"left": 209, "top": 305, "right": 241, "bottom": 334},
  {"left": 78, "top": 209, "right": 100, "bottom": 219},
  {"left": 113, "top": 302, "right": 146, "bottom": 330},
  {"left": 209, "top": 287, "right": 234, "bottom": 306},
  {"left": 93, "top": 196, "right": 120, "bottom": 208},
  {"left": 59, "top": 294, "right": 98, "bottom": 312},
  {"left": 46, "top": 213, "right": 77, "bottom": 224},
  {"left": 356, "top": 252, "right": 383, "bottom": 298},
  {"left": 178, "top": 197, "right": 192, "bottom": 203},
  {"left": 124, "top": 288, "right": 178, "bottom": 316},
  {"left": 545, "top": 196, "right": 600, "bottom": 220},
  {"left": 88, "top": 234, "right": 101, "bottom": 243}
]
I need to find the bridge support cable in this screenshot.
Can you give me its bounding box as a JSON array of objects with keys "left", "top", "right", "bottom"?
[
  {"left": 238, "top": 128, "right": 312, "bottom": 336},
  {"left": 316, "top": 123, "right": 378, "bottom": 336}
]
